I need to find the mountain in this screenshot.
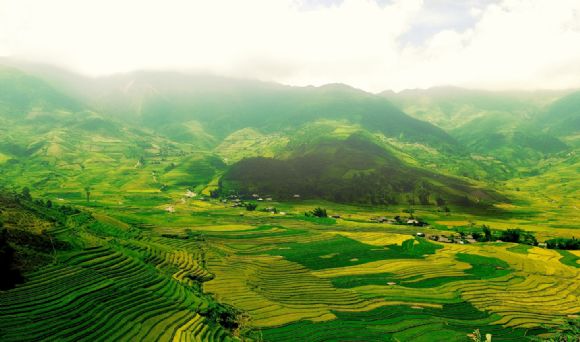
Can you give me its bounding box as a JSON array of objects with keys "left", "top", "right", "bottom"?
[
  {"left": 0, "top": 64, "right": 524, "bottom": 207},
  {"left": 381, "top": 86, "right": 567, "bottom": 130},
  {"left": 383, "top": 87, "right": 573, "bottom": 172},
  {"left": 1, "top": 63, "right": 456, "bottom": 148}
]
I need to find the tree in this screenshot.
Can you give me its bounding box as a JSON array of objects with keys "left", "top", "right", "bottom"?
[
  {"left": 310, "top": 207, "right": 327, "bottom": 218},
  {"left": 245, "top": 203, "right": 257, "bottom": 211},
  {"left": 436, "top": 197, "right": 446, "bottom": 207},
  {"left": 482, "top": 225, "right": 492, "bottom": 242},
  {"left": 546, "top": 237, "right": 580, "bottom": 250},
  {"left": 520, "top": 231, "right": 537, "bottom": 246},
  {"left": 46, "top": 200, "right": 52, "bottom": 208},
  {"left": 500, "top": 229, "right": 522, "bottom": 243},
  {"left": 84, "top": 186, "right": 91, "bottom": 203},
  {"left": 472, "top": 232, "right": 482, "bottom": 241}
]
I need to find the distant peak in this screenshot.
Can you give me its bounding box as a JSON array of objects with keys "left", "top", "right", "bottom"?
[{"left": 317, "top": 83, "right": 368, "bottom": 94}]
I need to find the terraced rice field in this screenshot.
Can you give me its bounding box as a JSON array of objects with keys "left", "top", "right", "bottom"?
[
  {"left": 0, "top": 212, "right": 235, "bottom": 342},
  {"left": 1, "top": 201, "right": 578, "bottom": 341},
  {"left": 194, "top": 213, "right": 578, "bottom": 341}
]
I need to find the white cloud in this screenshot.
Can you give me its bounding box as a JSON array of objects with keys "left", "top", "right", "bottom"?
[{"left": 0, "top": 0, "right": 579, "bottom": 92}]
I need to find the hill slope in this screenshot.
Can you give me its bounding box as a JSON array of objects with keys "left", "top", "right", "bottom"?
[{"left": 222, "top": 134, "right": 503, "bottom": 206}]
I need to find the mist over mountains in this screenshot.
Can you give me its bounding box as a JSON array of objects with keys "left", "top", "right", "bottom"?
[{"left": 0, "top": 60, "right": 577, "bottom": 206}]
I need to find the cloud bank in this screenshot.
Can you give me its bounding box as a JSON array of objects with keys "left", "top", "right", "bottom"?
[{"left": 1, "top": 0, "right": 580, "bottom": 92}]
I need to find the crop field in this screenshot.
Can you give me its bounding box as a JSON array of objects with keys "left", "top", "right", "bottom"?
[
  {"left": 0, "top": 201, "right": 236, "bottom": 342},
  {"left": 6, "top": 190, "right": 577, "bottom": 341},
  {"left": 187, "top": 206, "right": 579, "bottom": 341},
  {"left": 1, "top": 168, "right": 579, "bottom": 342}
]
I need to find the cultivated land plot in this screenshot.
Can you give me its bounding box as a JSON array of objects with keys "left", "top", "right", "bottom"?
[{"left": 1, "top": 192, "right": 579, "bottom": 341}]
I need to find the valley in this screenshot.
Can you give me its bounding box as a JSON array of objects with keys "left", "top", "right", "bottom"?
[{"left": 0, "top": 63, "right": 578, "bottom": 341}]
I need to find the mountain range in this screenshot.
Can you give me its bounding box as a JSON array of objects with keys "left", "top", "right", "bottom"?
[{"left": 0, "top": 60, "right": 577, "bottom": 207}]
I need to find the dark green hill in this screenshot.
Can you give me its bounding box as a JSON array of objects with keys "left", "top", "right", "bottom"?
[{"left": 221, "top": 134, "right": 503, "bottom": 206}]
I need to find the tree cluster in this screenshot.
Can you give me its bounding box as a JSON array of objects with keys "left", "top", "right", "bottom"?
[{"left": 546, "top": 237, "right": 580, "bottom": 250}]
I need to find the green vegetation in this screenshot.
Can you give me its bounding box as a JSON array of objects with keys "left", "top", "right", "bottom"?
[
  {"left": 0, "top": 64, "right": 578, "bottom": 341},
  {"left": 266, "top": 236, "right": 441, "bottom": 270},
  {"left": 261, "top": 302, "right": 547, "bottom": 342},
  {"left": 456, "top": 253, "right": 511, "bottom": 279},
  {"left": 244, "top": 202, "right": 258, "bottom": 211},
  {"left": 307, "top": 207, "right": 328, "bottom": 218},
  {"left": 221, "top": 135, "right": 503, "bottom": 206},
  {"left": 538, "top": 317, "right": 580, "bottom": 341},
  {"left": 556, "top": 250, "right": 580, "bottom": 268},
  {"left": 546, "top": 237, "right": 580, "bottom": 250}
]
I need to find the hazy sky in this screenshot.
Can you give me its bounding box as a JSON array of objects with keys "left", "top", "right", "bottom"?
[{"left": 1, "top": 0, "right": 580, "bottom": 92}]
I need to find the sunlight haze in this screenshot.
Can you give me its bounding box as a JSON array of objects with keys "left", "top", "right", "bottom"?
[{"left": 2, "top": 0, "right": 580, "bottom": 91}]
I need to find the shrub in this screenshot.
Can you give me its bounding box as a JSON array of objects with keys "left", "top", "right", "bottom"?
[
  {"left": 309, "top": 207, "right": 327, "bottom": 218},
  {"left": 245, "top": 203, "right": 257, "bottom": 211}
]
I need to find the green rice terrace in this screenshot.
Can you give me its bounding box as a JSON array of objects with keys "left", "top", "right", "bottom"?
[{"left": 0, "top": 63, "right": 579, "bottom": 341}]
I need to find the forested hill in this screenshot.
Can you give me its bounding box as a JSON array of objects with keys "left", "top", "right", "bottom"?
[{"left": 221, "top": 134, "right": 505, "bottom": 206}]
